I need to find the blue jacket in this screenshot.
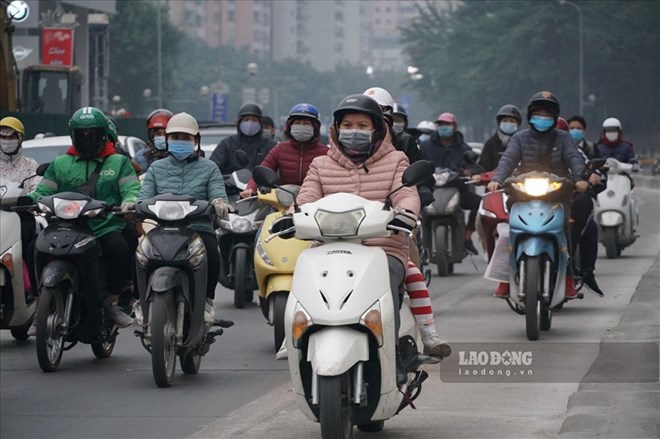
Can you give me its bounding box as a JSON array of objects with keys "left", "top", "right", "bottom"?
[
  {"left": 492, "top": 128, "right": 586, "bottom": 185},
  {"left": 139, "top": 155, "right": 227, "bottom": 233},
  {"left": 596, "top": 141, "right": 636, "bottom": 164}
]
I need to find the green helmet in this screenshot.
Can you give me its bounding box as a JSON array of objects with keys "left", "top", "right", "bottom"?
[
  {"left": 107, "top": 118, "right": 118, "bottom": 144},
  {"left": 69, "top": 107, "right": 108, "bottom": 158}
]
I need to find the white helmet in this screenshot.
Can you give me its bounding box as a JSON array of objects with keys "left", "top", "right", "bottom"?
[
  {"left": 602, "top": 117, "right": 622, "bottom": 130},
  {"left": 166, "top": 112, "right": 200, "bottom": 136},
  {"left": 416, "top": 120, "right": 435, "bottom": 133},
  {"left": 363, "top": 87, "right": 393, "bottom": 108}
]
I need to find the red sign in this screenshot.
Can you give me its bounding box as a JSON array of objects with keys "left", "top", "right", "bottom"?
[{"left": 41, "top": 28, "right": 74, "bottom": 66}]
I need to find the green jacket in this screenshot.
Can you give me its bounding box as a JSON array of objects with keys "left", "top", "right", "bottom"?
[{"left": 29, "top": 152, "right": 140, "bottom": 237}]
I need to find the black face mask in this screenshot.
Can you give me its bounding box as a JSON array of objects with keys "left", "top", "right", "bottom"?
[{"left": 73, "top": 128, "right": 106, "bottom": 158}]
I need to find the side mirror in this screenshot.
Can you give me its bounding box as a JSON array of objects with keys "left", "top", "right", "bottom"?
[
  {"left": 402, "top": 160, "right": 434, "bottom": 187},
  {"left": 235, "top": 150, "right": 250, "bottom": 169},
  {"left": 37, "top": 163, "right": 50, "bottom": 176},
  {"left": 253, "top": 166, "right": 280, "bottom": 188},
  {"left": 463, "top": 150, "right": 479, "bottom": 164}
]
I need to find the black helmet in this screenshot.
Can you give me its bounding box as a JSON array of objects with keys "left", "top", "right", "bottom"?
[
  {"left": 392, "top": 103, "right": 408, "bottom": 119},
  {"left": 237, "top": 103, "right": 262, "bottom": 119},
  {"left": 333, "top": 94, "right": 383, "bottom": 125},
  {"left": 496, "top": 104, "right": 522, "bottom": 123},
  {"left": 527, "top": 91, "right": 560, "bottom": 121}
]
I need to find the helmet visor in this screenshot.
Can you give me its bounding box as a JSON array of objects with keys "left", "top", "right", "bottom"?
[{"left": 73, "top": 128, "right": 106, "bottom": 157}]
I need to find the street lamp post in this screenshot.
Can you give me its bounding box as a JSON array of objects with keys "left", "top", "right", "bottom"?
[{"left": 560, "top": 0, "right": 583, "bottom": 115}]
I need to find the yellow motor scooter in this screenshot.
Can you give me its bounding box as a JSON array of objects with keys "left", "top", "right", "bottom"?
[{"left": 254, "top": 184, "right": 310, "bottom": 352}]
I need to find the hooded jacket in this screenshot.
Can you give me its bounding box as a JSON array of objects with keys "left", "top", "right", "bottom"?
[{"left": 295, "top": 128, "right": 419, "bottom": 265}]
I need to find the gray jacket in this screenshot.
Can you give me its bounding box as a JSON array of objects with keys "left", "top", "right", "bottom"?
[{"left": 492, "top": 128, "right": 586, "bottom": 185}]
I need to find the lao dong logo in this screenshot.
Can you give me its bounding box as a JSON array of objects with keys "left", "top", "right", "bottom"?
[{"left": 458, "top": 350, "right": 533, "bottom": 367}]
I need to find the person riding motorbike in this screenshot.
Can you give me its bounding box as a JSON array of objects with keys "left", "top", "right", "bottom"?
[
  {"left": 239, "top": 103, "right": 329, "bottom": 199},
  {"left": 416, "top": 120, "right": 435, "bottom": 144},
  {"left": 210, "top": 103, "right": 277, "bottom": 174},
  {"left": 486, "top": 91, "right": 589, "bottom": 299},
  {"left": 26, "top": 107, "right": 140, "bottom": 333},
  {"left": 419, "top": 112, "right": 482, "bottom": 255},
  {"left": 596, "top": 117, "right": 639, "bottom": 188},
  {"left": 477, "top": 104, "right": 522, "bottom": 172},
  {"left": 139, "top": 112, "right": 231, "bottom": 324},
  {"left": 0, "top": 116, "right": 41, "bottom": 300},
  {"left": 287, "top": 94, "right": 446, "bottom": 385},
  {"left": 132, "top": 109, "right": 173, "bottom": 173},
  {"left": 567, "top": 115, "right": 599, "bottom": 159}
]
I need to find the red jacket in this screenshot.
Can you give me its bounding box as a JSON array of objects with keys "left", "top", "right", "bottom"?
[{"left": 246, "top": 139, "right": 328, "bottom": 191}]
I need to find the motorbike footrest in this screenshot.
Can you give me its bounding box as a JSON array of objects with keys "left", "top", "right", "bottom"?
[
  {"left": 213, "top": 319, "right": 234, "bottom": 328},
  {"left": 207, "top": 328, "right": 224, "bottom": 338},
  {"left": 418, "top": 354, "right": 442, "bottom": 365}
]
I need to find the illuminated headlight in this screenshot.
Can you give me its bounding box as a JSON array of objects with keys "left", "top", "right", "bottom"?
[
  {"left": 73, "top": 235, "right": 96, "bottom": 249},
  {"left": 434, "top": 171, "right": 451, "bottom": 187},
  {"left": 54, "top": 198, "right": 87, "bottom": 219},
  {"left": 314, "top": 208, "right": 365, "bottom": 237},
  {"left": 148, "top": 201, "right": 197, "bottom": 221},
  {"left": 187, "top": 236, "right": 206, "bottom": 268},
  {"left": 291, "top": 301, "right": 312, "bottom": 348},
  {"left": 513, "top": 178, "right": 562, "bottom": 196},
  {"left": 360, "top": 301, "right": 383, "bottom": 346},
  {"left": 255, "top": 239, "right": 273, "bottom": 266},
  {"left": 446, "top": 192, "right": 460, "bottom": 213},
  {"left": 136, "top": 236, "right": 153, "bottom": 267}
]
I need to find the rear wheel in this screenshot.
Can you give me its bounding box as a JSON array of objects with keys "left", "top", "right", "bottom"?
[
  {"left": 434, "top": 226, "right": 449, "bottom": 277},
  {"left": 233, "top": 248, "right": 249, "bottom": 309},
  {"left": 151, "top": 292, "right": 177, "bottom": 387},
  {"left": 604, "top": 228, "right": 619, "bottom": 259},
  {"left": 523, "top": 257, "right": 542, "bottom": 341},
  {"left": 272, "top": 292, "right": 288, "bottom": 352},
  {"left": 91, "top": 337, "right": 116, "bottom": 358},
  {"left": 36, "top": 287, "right": 65, "bottom": 372},
  {"left": 319, "top": 374, "right": 353, "bottom": 439},
  {"left": 180, "top": 353, "right": 202, "bottom": 375}
]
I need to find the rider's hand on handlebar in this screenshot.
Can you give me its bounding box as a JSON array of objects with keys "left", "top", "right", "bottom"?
[
  {"left": 575, "top": 180, "right": 589, "bottom": 193},
  {"left": 388, "top": 209, "right": 417, "bottom": 234},
  {"left": 471, "top": 174, "right": 482, "bottom": 183},
  {"left": 239, "top": 189, "right": 254, "bottom": 198},
  {"left": 211, "top": 198, "right": 234, "bottom": 219},
  {"left": 120, "top": 201, "right": 136, "bottom": 221},
  {"left": 588, "top": 173, "right": 601, "bottom": 186},
  {"left": 487, "top": 181, "right": 501, "bottom": 192}
]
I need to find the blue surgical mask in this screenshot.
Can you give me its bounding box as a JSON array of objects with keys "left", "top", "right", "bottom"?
[
  {"left": 239, "top": 120, "right": 261, "bottom": 136},
  {"left": 499, "top": 122, "right": 518, "bottom": 135},
  {"left": 419, "top": 134, "right": 430, "bottom": 143},
  {"left": 437, "top": 125, "right": 454, "bottom": 138},
  {"left": 153, "top": 136, "right": 167, "bottom": 151},
  {"left": 569, "top": 129, "right": 584, "bottom": 142},
  {"left": 168, "top": 139, "right": 195, "bottom": 161},
  {"left": 338, "top": 129, "right": 373, "bottom": 155},
  {"left": 529, "top": 116, "right": 555, "bottom": 132}
]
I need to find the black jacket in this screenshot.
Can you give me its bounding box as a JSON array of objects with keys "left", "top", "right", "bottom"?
[
  {"left": 210, "top": 130, "right": 277, "bottom": 174},
  {"left": 393, "top": 130, "right": 422, "bottom": 163},
  {"left": 478, "top": 132, "right": 508, "bottom": 172}
]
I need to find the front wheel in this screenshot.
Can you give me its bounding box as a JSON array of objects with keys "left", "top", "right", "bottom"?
[
  {"left": 233, "top": 248, "right": 250, "bottom": 309},
  {"left": 434, "top": 226, "right": 449, "bottom": 277},
  {"left": 523, "top": 257, "right": 542, "bottom": 341},
  {"left": 272, "top": 292, "right": 288, "bottom": 352},
  {"left": 91, "top": 337, "right": 116, "bottom": 359},
  {"left": 36, "top": 287, "right": 66, "bottom": 372},
  {"left": 151, "top": 292, "right": 177, "bottom": 387},
  {"left": 604, "top": 228, "right": 619, "bottom": 259},
  {"left": 319, "top": 374, "right": 353, "bottom": 439}
]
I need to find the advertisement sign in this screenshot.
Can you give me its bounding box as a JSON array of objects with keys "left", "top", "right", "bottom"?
[
  {"left": 41, "top": 27, "right": 74, "bottom": 66},
  {"left": 211, "top": 92, "right": 228, "bottom": 122}
]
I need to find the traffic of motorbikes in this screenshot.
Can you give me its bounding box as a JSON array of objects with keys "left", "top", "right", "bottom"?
[{"left": 0, "top": 91, "right": 645, "bottom": 438}]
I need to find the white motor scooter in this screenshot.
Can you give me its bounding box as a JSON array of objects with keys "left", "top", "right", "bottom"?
[
  {"left": 254, "top": 161, "right": 440, "bottom": 438},
  {"left": 594, "top": 158, "right": 639, "bottom": 259},
  {"left": 0, "top": 179, "right": 36, "bottom": 340}
]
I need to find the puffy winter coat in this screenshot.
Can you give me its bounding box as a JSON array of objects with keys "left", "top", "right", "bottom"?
[
  {"left": 492, "top": 128, "right": 586, "bottom": 185},
  {"left": 28, "top": 144, "right": 140, "bottom": 237},
  {"left": 139, "top": 155, "right": 227, "bottom": 234},
  {"left": 478, "top": 131, "right": 509, "bottom": 172},
  {"left": 245, "top": 139, "right": 328, "bottom": 192},
  {"left": 209, "top": 129, "right": 276, "bottom": 175},
  {"left": 596, "top": 140, "right": 636, "bottom": 164},
  {"left": 296, "top": 132, "right": 419, "bottom": 265}
]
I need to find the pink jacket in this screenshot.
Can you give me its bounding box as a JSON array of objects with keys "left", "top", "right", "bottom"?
[{"left": 296, "top": 133, "right": 419, "bottom": 265}]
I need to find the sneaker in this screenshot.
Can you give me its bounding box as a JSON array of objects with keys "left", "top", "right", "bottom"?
[
  {"left": 421, "top": 332, "right": 451, "bottom": 358},
  {"left": 464, "top": 238, "right": 479, "bottom": 256},
  {"left": 204, "top": 298, "right": 215, "bottom": 324},
  {"left": 108, "top": 304, "right": 134, "bottom": 328},
  {"left": 131, "top": 299, "right": 144, "bottom": 326},
  {"left": 565, "top": 276, "right": 577, "bottom": 300},
  {"left": 494, "top": 282, "right": 510, "bottom": 298},
  {"left": 276, "top": 339, "right": 288, "bottom": 360},
  {"left": 582, "top": 271, "right": 604, "bottom": 297}
]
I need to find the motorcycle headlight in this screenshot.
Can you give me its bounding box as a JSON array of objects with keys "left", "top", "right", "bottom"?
[
  {"left": 314, "top": 208, "right": 365, "bottom": 237},
  {"left": 255, "top": 238, "right": 273, "bottom": 266},
  {"left": 513, "top": 178, "right": 562, "bottom": 197},
  {"left": 136, "top": 236, "right": 153, "bottom": 267},
  {"left": 53, "top": 198, "right": 87, "bottom": 219},
  {"left": 187, "top": 235, "right": 206, "bottom": 269},
  {"left": 360, "top": 301, "right": 383, "bottom": 346},
  {"left": 291, "top": 301, "right": 313, "bottom": 348},
  {"left": 446, "top": 192, "right": 460, "bottom": 213},
  {"left": 148, "top": 200, "right": 197, "bottom": 221}
]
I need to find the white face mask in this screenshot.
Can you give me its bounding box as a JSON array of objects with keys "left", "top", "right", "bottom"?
[
  {"left": 605, "top": 132, "right": 619, "bottom": 142},
  {"left": 0, "top": 138, "right": 20, "bottom": 154}
]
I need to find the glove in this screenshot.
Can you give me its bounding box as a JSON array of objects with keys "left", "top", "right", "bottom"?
[
  {"left": 211, "top": 198, "right": 233, "bottom": 219},
  {"left": 388, "top": 209, "right": 417, "bottom": 233},
  {"left": 270, "top": 214, "right": 295, "bottom": 238},
  {"left": 16, "top": 195, "right": 33, "bottom": 206},
  {"left": 575, "top": 180, "right": 589, "bottom": 193},
  {"left": 121, "top": 201, "right": 136, "bottom": 221},
  {"left": 418, "top": 186, "right": 434, "bottom": 207}
]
